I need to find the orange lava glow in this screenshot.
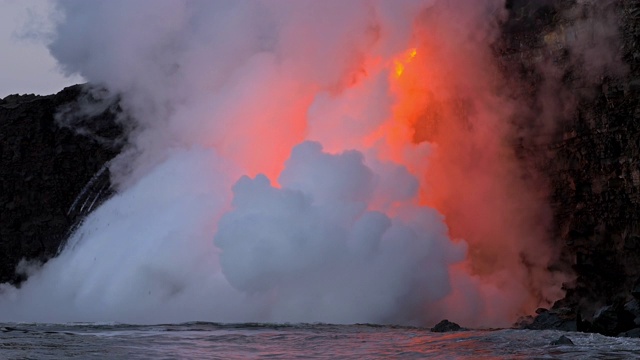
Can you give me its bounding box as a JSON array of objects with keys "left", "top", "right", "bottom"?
[
  {"left": 394, "top": 47, "right": 418, "bottom": 78},
  {"left": 229, "top": 7, "right": 564, "bottom": 326},
  {"left": 318, "top": 19, "right": 564, "bottom": 324}
]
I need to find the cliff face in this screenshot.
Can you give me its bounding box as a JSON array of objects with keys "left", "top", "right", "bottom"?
[
  {"left": 551, "top": 2, "right": 640, "bottom": 311},
  {"left": 500, "top": 0, "right": 640, "bottom": 333},
  {"left": 0, "top": 85, "right": 123, "bottom": 284}
]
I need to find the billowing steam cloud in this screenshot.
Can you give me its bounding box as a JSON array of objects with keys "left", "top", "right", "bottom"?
[{"left": 1, "top": 0, "right": 618, "bottom": 326}]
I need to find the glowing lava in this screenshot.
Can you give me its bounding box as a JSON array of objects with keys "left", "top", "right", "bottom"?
[{"left": 394, "top": 47, "right": 417, "bottom": 77}]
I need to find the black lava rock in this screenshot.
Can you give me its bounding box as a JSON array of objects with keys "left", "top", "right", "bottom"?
[
  {"left": 592, "top": 303, "right": 636, "bottom": 337},
  {"left": 619, "top": 328, "right": 640, "bottom": 338},
  {"left": 0, "top": 84, "right": 125, "bottom": 285},
  {"left": 632, "top": 278, "right": 640, "bottom": 300},
  {"left": 431, "top": 319, "right": 463, "bottom": 332},
  {"left": 550, "top": 335, "right": 574, "bottom": 346},
  {"left": 524, "top": 308, "right": 577, "bottom": 332}
]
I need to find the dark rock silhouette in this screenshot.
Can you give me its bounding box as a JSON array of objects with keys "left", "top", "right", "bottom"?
[
  {"left": 550, "top": 335, "right": 574, "bottom": 346},
  {"left": 591, "top": 302, "right": 636, "bottom": 336},
  {"left": 431, "top": 320, "right": 463, "bottom": 332},
  {"left": 524, "top": 308, "right": 576, "bottom": 332},
  {"left": 620, "top": 328, "right": 640, "bottom": 338},
  {"left": 631, "top": 278, "right": 640, "bottom": 300},
  {"left": 0, "top": 84, "right": 124, "bottom": 285}
]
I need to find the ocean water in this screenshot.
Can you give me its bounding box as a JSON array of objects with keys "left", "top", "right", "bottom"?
[{"left": 1, "top": 323, "right": 639, "bottom": 359}]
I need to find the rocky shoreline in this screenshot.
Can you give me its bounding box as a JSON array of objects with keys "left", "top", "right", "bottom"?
[{"left": 1, "top": 0, "right": 640, "bottom": 336}]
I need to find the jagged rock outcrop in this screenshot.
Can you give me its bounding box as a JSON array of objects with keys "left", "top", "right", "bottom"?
[
  {"left": 0, "top": 85, "right": 124, "bottom": 285},
  {"left": 520, "top": 308, "right": 577, "bottom": 332}
]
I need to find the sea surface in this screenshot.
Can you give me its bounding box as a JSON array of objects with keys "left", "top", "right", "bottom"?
[{"left": 1, "top": 322, "right": 639, "bottom": 359}]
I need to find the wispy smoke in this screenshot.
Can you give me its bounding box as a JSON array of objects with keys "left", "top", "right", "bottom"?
[{"left": 0, "top": 0, "right": 623, "bottom": 326}]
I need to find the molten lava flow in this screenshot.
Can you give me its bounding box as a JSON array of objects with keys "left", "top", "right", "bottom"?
[{"left": 394, "top": 47, "right": 418, "bottom": 78}]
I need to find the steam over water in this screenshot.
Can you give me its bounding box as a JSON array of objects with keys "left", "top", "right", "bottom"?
[{"left": 3, "top": 0, "right": 617, "bottom": 327}]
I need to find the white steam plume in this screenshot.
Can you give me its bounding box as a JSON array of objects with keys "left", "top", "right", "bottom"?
[{"left": 0, "top": 0, "right": 598, "bottom": 326}]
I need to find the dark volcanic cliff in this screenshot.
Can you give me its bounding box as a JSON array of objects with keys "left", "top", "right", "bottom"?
[
  {"left": 501, "top": 0, "right": 640, "bottom": 334},
  {"left": 0, "top": 85, "right": 124, "bottom": 284}
]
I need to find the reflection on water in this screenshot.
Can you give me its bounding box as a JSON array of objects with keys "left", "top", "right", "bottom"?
[{"left": 1, "top": 323, "right": 639, "bottom": 359}]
